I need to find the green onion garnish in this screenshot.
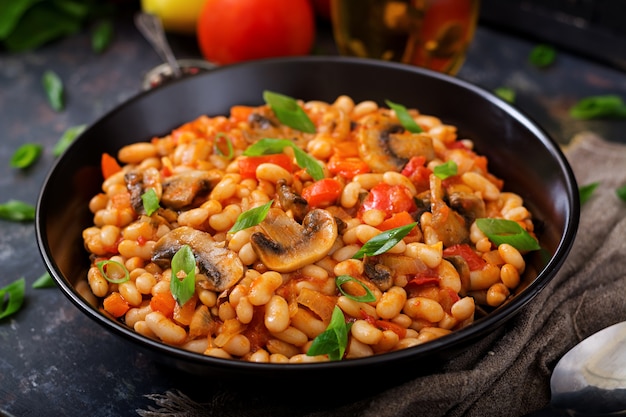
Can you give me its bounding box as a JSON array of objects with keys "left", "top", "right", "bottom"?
[
  {"left": 170, "top": 245, "right": 196, "bottom": 306},
  {"left": 336, "top": 275, "right": 376, "bottom": 303},
  {"left": 92, "top": 20, "right": 113, "bottom": 53},
  {"left": 475, "top": 218, "right": 541, "bottom": 252},
  {"left": 42, "top": 70, "right": 64, "bottom": 111},
  {"left": 0, "top": 200, "right": 35, "bottom": 222},
  {"left": 214, "top": 133, "right": 235, "bottom": 160},
  {"left": 141, "top": 188, "right": 160, "bottom": 216},
  {"left": 244, "top": 138, "right": 324, "bottom": 181},
  {"left": 616, "top": 185, "right": 626, "bottom": 202},
  {"left": 385, "top": 99, "right": 423, "bottom": 133},
  {"left": 352, "top": 222, "right": 417, "bottom": 259},
  {"left": 229, "top": 200, "right": 273, "bottom": 233},
  {"left": 494, "top": 87, "right": 516, "bottom": 104},
  {"left": 570, "top": 95, "right": 626, "bottom": 120},
  {"left": 579, "top": 182, "right": 599, "bottom": 205},
  {"left": 263, "top": 90, "right": 316, "bottom": 133},
  {"left": 529, "top": 44, "right": 556, "bottom": 68},
  {"left": 306, "top": 306, "right": 352, "bottom": 361},
  {"left": 0, "top": 278, "right": 25, "bottom": 320},
  {"left": 10, "top": 143, "right": 43, "bottom": 169},
  {"left": 53, "top": 125, "right": 86, "bottom": 156},
  {"left": 433, "top": 160, "right": 458, "bottom": 180},
  {"left": 96, "top": 260, "right": 130, "bottom": 284},
  {"left": 32, "top": 272, "right": 55, "bottom": 289}
]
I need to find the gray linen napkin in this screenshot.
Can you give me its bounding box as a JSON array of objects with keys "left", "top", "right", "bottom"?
[{"left": 137, "top": 132, "right": 626, "bottom": 417}]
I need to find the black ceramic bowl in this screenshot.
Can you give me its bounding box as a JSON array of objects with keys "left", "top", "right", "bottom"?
[{"left": 36, "top": 56, "right": 579, "bottom": 385}]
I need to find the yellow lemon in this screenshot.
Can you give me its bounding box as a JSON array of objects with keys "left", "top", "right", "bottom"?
[{"left": 140, "top": 0, "right": 205, "bottom": 34}]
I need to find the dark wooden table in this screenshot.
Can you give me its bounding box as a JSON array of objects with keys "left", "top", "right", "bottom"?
[{"left": 1, "top": 7, "right": 625, "bottom": 417}]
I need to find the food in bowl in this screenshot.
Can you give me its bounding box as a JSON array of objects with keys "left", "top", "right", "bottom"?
[{"left": 78, "top": 91, "right": 539, "bottom": 363}]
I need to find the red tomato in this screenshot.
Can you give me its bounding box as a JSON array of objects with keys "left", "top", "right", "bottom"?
[
  {"left": 197, "top": 0, "right": 316, "bottom": 65},
  {"left": 327, "top": 156, "right": 370, "bottom": 179},
  {"left": 358, "top": 183, "right": 417, "bottom": 219},
  {"left": 301, "top": 178, "right": 342, "bottom": 207},
  {"left": 401, "top": 156, "right": 432, "bottom": 194},
  {"left": 238, "top": 154, "right": 294, "bottom": 179},
  {"left": 442, "top": 243, "right": 486, "bottom": 271}
]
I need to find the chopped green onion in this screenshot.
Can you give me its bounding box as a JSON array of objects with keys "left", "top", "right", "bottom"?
[
  {"left": 385, "top": 99, "right": 423, "bottom": 133},
  {"left": 529, "top": 44, "right": 556, "bottom": 68},
  {"left": 53, "top": 124, "right": 86, "bottom": 156},
  {"left": 494, "top": 87, "right": 515, "bottom": 103},
  {"left": 0, "top": 278, "right": 25, "bottom": 320},
  {"left": 92, "top": 20, "right": 113, "bottom": 53},
  {"left": 475, "top": 218, "right": 541, "bottom": 252},
  {"left": 336, "top": 275, "right": 376, "bottom": 302},
  {"left": 306, "top": 306, "right": 351, "bottom": 361},
  {"left": 352, "top": 222, "right": 417, "bottom": 259},
  {"left": 0, "top": 200, "right": 35, "bottom": 222},
  {"left": 433, "top": 160, "right": 457, "bottom": 180},
  {"left": 214, "top": 133, "right": 234, "bottom": 160},
  {"left": 10, "top": 143, "right": 42, "bottom": 169},
  {"left": 244, "top": 138, "right": 324, "bottom": 181},
  {"left": 170, "top": 245, "right": 196, "bottom": 306},
  {"left": 229, "top": 200, "right": 273, "bottom": 233},
  {"left": 616, "top": 185, "right": 626, "bottom": 202},
  {"left": 96, "top": 260, "right": 130, "bottom": 284},
  {"left": 32, "top": 272, "right": 55, "bottom": 289},
  {"left": 579, "top": 182, "right": 599, "bottom": 205},
  {"left": 263, "top": 90, "right": 316, "bottom": 133},
  {"left": 570, "top": 95, "right": 626, "bottom": 120},
  {"left": 141, "top": 188, "right": 160, "bottom": 216},
  {"left": 42, "top": 70, "right": 64, "bottom": 111}
]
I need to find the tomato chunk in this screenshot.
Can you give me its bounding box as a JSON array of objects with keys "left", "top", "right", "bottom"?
[
  {"left": 301, "top": 178, "right": 342, "bottom": 207},
  {"left": 327, "top": 156, "right": 370, "bottom": 179},
  {"left": 238, "top": 154, "right": 293, "bottom": 179},
  {"left": 443, "top": 243, "right": 486, "bottom": 271},
  {"left": 101, "top": 152, "right": 121, "bottom": 179},
  {"left": 358, "top": 183, "right": 417, "bottom": 219}
]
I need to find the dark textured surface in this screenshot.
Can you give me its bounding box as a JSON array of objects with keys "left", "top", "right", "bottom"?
[{"left": 1, "top": 8, "right": 626, "bottom": 417}]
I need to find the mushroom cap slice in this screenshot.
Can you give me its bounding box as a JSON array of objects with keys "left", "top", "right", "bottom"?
[
  {"left": 161, "top": 170, "right": 221, "bottom": 210},
  {"left": 152, "top": 226, "right": 244, "bottom": 292},
  {"left": 250, "top": 208, "right": 338, "bottom": 273}
]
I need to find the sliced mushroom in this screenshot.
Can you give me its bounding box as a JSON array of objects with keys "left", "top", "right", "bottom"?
[
  {"left": 448, "top": 190, "right": 486, "bottom": 225},
  {"left": 124, "top": 167, "right": 162, "bottom": 214},
  {"left": 426, "top": 174, "right": 469, "bottom": 247},
  {"left": 160, "top": 170, "right": 220, "bottom": 210},
  {"left": 364, "top": 260, "right": 394, "bottom": 291},
  {"left": 276, "top": 179, "right": 309, "bottom": 222},
  {"left": 357, "top": 113, "right": 435, "bottom": 172},
  {"left": 250, "top": 208, "right": 338, "bottom": 273},
  {"left": 152, "top": 226, "right": 244, "bottom": 292}
]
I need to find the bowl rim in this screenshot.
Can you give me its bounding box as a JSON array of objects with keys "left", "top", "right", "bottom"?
[{"left": 35, "top": 55, "right": 580, "bottom": 374}]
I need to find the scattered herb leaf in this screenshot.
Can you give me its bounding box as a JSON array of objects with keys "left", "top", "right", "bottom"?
[
  {"left": 0, "top": 200, "right": 35, "bottom": 222},
  {"left": 96, "top": 260, "right": 130, "bottom": 284},
  {"left": 494, "top": 87, "right": 515, "bottom": 103},
  {"left": 53, "top": 124, "right": 86, "bottom": 156},
  {"left": 263, "top": 90, "right": 316, "bottom": 133},
  {"left": 529, "top": 44, "right": 556, "bottom": 68},
  {"left": 570, "top": 95, "right": 626, "bottom": 120},
  {"left": 617, "top": 185, "right": 626, "bottom": 202},
  {"left": 244, "top": 138, "right": 324, "bottom": 181},
  {"left": 229, "top": 200, "right": 273, "bottom": 233},
  {"left": 352, "top": 222, "right": 417, "bottom": 259},
  {"left": 306, "top": 306, "right": 351, "bottom": 361},
  {"left": 475, "top": 218, "right": 541, "bottom": 252},
  {"left": 579, "top": 182, "right": 599, "bottom": 205},
  {"left": 385, "top": 99, "right": 423, "bottom": 133},
  {"left": 42, "top": 70, "right": 64, "bottom": 111},
  {"left": 141, "top": 188, "right": 160, "bottom": 216},
  {"left": 32, "top": 272, "right": 55, "bottom": 289},
  {"left": 214, "top": 133, "right": 234, "bottom": 160},
  {"left": 170, "top": 245, "right": 196, "bottom": 306},
  {"left": 433, "top": 160, "right": 457, "bottom": 180},
  {"left": 0, "top": 278, "right": 26, "bottom": 320},
  {"left": 10, "top": 143, "right": 42, "bottom": 169},
  {"left": 336, "top": 275, "right": 376, "bottom": 303},
  {"left": 91, "top": 19, "right": 113, "bottom": 53}
]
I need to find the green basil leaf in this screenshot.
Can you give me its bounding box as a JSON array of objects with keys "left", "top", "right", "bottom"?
[
  {"left": 10, "top": 143, "right": 43, "bottom": 169},
  {"left": 0, "top": 0, "right": 39, "bottom": 39},
  {"left": 214, "top": 133, "right": 234, "bottom": 160},
  {"left": 336, "top": 275, "right": 376, "bottom": 303},
  {"left": 385, "top": 99, "right": 423, "bottom": 133},
  {"left": 263, "top": 91, "right": 316, "bottom": 133},
  {"left": 42, "top": 70, "right": 64, "bottom": 111},
  {"left": 229, "top": 200, "right": 273, "bottom": 233},
  {"left": 53, "top": 124, "right": 86, "bottom": 156},
  {"left": 141, "top": 188, "right": 160, "bottom": 216},
  {"left": 0, "top": 278, "right": 26, "bottom": 320},
  {"left": 570, "top": 95, "right": 626, "bottom": 120},
  {"left": 244, "top": 138, "right": 324, "bottom": 181},
  {"left": 170, "top": 245, "right": 196, "bottom": 306},
  {"left": 306, "top": 306, "right": 351, "bottom": 361},
  {"left": 579, "top": 182, "right": 599, "bottom": 205},
  {"left": 32, "top": 272, "right": 55, "bottom": 289},
  {"left": 352, "top": 222, "right": 417, "bottom": 259},
  {"left": 616, "top": 185, "right": 626, "bottom": 202},
  {"left": 475, "top": 218, "right": 541, "bottom": 252},
  {"left": 0, "top": 200, "right": 35, "bottom": 222},
  {"left": 433, "top": 160, "right": 457, "bottom": 180},
  {"left": 96, "top": 260, "right": 130, "bottom": 284},
  {"left": 529, "top": 44, "right": 556, "bottom": 68},
  {"left": 494, "top": 87, "right": 515, "bottom": 103},
  {"left": 92, "top": 19, "right": 113, "bottom": 53}
]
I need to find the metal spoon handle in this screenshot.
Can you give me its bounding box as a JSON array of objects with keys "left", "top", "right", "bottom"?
[{"left": 134, "top": 12, "right": 182, "bottom": 79}]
